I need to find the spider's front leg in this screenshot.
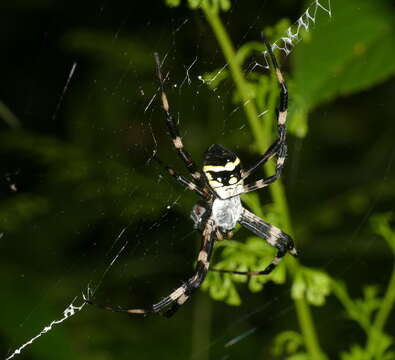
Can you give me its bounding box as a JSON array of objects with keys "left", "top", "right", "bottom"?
[
  {"left": 242, "top": 36, "right": 288, "bottom": 192},
  {"left": 154, "top": 53, "right": 204, "bottom": 187},
  {"left": 154, "top": 156, "right": 207, "bottom": 197}
]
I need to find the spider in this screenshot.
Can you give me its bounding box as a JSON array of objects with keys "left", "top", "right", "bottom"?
[{"left": 86, "top": 37, "right": 298, "bottom": 317}]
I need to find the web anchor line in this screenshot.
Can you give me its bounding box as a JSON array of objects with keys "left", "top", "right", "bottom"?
[
  {"left": 5, "top": 226, "right": 130, "bottom": 360},
  {"left": 5, "top": 299, "right": 85, "bottom": 360}
]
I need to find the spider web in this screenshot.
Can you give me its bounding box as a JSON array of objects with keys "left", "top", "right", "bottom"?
[
  {"left": 272, "top": 0, "right": 332, "bottom": 56},
  {"left": 3, "top": 2, "right": 333, "bottom": 358},
  {"left": 5, "top": 1, "right": 395, "bottom": 359}
]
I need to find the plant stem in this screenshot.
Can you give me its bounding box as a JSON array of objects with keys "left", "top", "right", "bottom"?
[
  {"left": 374, "top": 265, "right": 395, "bottom": 331},
  {"left": 366, "top": 264, "right": 395, "bottom": 355},
  {"left": 191, "top": 292, "right": 212, "bottom": 360},
  {"left": 201, "top": 4, "right": 326, "bottom": 360}
]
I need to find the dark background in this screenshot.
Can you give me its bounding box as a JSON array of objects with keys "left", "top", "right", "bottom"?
[{"left": 1, "top": 1, "right": 395, "bottom": 359}]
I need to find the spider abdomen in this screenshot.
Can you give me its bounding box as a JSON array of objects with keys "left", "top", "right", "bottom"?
[{"left": 212, "top": 196, "right": 243, "bottom": 231}]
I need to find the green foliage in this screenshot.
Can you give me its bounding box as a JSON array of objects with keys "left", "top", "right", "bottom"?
[
  {"left": 332, "top": 214, "right": 395, "bottom": 360},
  {"left": 197, "top": 0, "right": 395, "bottom": 140},
  {"left": 188, "top": 1, "right": 395, "bottom": 358},
  {"left": 292, "top": 267, "right": 331, "bottom": 306},
  {"left": 2, "top": 1, "right": 395, "bottom": 359},
  {"left": 272, "top": 213, "right": 395, "bottom": 359},
  {"left": 370, "top": 213, "right": 395, "bottom": 256},
  {"left": 165, "top": 0, "right": 181, "bottom": 7},
  {"left": 341, "top": 339, "right": 395, "bottom": 360},
  {"left": 166, "top": 0, "right": 231, "bottom": 11},
  {"left": 202, "top": 236, "right": 286, "bottom": 305},
  {"left": 200, "top": 18, "right": 290, "bottom": 127},
  {"left": 293, "top": 0, "right": 395, "bottom": 113},
  {"left": 332, "top": 281, "right": 382, "bottom": 332},
  {"left": 192, "top": 0, "right": 395, "bottom": 315},
  {"left": 272, "top": 330, "right": 308, "bottom": 360},
  {"left": 195, "top": 0, "right": 395, "bottom": 139}
]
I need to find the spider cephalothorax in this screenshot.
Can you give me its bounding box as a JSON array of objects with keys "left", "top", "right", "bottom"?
[
  {"left": 203, "top": 144, "right": 243, "bottom": 199},
  {"left": 87, "top": 37, "right": 298, "bottom": 318}
]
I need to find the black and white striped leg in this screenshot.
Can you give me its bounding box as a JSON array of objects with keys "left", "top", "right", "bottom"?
[
  {"left": 242, "top": 36, "right": 288, "bottom": 189},
  {"left": 209, "top": 246, "right": 287, "bottom": 277},
  {"left": 262, "top": 34, "right": 288, "bottom": 144},
  {"left": 209, "top": 246, "right": 287, "bottom": 276},
  {"left": 154, "top": 156, "right": 208, "bottom": 197},
  {"left": 240, "top": 208, "right": 298, "bottom": 257},
  {"left": 242, "top": 145, "right": 286, "bottom": 193},
  {"left": 163, "top": 218, "right": 216, "bottom": 317},
  {"left": 209, "top": 208, "right": 298, "bottom": 277},
  {"left": 85, "top": 219, "right": 216, "bottom": 317},
  {"left": 166, "top": 168, "right": 207, "bottom": 198},
  {"left": 154, "top": 53, "right": 203, "bottom": 185},
  {"left": 242, "top": 139, "right": 281, "bottom": 179}
]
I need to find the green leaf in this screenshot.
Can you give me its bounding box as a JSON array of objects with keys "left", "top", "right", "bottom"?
[
  {"left": 202, "top": 272, "right": 227, "bottom": 300},
  {"left": 202, "top": 235, "right": 287, "bottom": 304},
  {"left": 341, "top": 334, "right": 394, "bottom": 360},
  {"left": 291, "top": 267, "right": 331, "bottom": 306},
  {"left": 202, "top": 272, "right": 242, "bottom": 306},
  {"left": 202, "top": 68, "right": 230, "bottom": 89},
  {"left": 218, "top": 0, "right": 230, "bottom": 11},
  {"left": 272, "top": 330, "right": 305, "bottom": 357},
  {"left": 370, "top": 213, "right": 395, "bottom": 255},
  {"left": 286, "top": 355, "right": 310, "bottom": 360},
  {"left": 165, "top": 0, "right": 181, "bottom": 7},
  {"left": 226, "top": 283, "right": 242, "bottom": 306},
  {"left": 340, "top": 344, "right": 366, "bottom": 360},
  {"left": 288, "top": 89, "right": 308, "bottom": 138},
  {"left": 187, "top": 0, "right": 230, "bottom": 11},
  {"left": 332, "top": 279, "right": 386, "bottom": 335},
  {"left": 367, "top": 331, "right": 394, "bottom": 360},
  {"left": 293, "top": 0, "right": 395, "bottom": 110}
]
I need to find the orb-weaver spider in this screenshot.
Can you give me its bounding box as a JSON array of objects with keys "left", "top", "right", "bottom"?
[{"left": 86, "top": 37, "right": 298, "bottom": 317}]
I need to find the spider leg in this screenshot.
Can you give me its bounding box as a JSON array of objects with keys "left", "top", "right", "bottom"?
[
  {"left": 85, "top": 218, "right": 216, "bottom": 317},
  {"left": 154, "top": 156, "right": 209, "bottom": 198},
  {"left": 210, "top": 208, "right": 297, "bottom": 276},
  {"left": 162, "top": 218, "right": 215, "bottom": 317},
  {"left": 242, "top": 139, "right": 281, "bottom": 179},
  {"left": 166, "top": 168, "right": 207, "bottom": 198},
  {"left": 154, "top": 53, "right": 203, "bottom": 185},
  {"left": 241, "top": 36, "right": 288, "bottom": 187}
]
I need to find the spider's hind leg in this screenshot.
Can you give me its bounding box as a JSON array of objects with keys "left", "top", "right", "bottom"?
[{"left": 85, "top": 218, "right": 216, "bottom": 317}]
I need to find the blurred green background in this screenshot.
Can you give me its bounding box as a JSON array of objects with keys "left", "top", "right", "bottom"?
[{"left": 1, "top": 0, "right": 395, "bottom": 359}]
